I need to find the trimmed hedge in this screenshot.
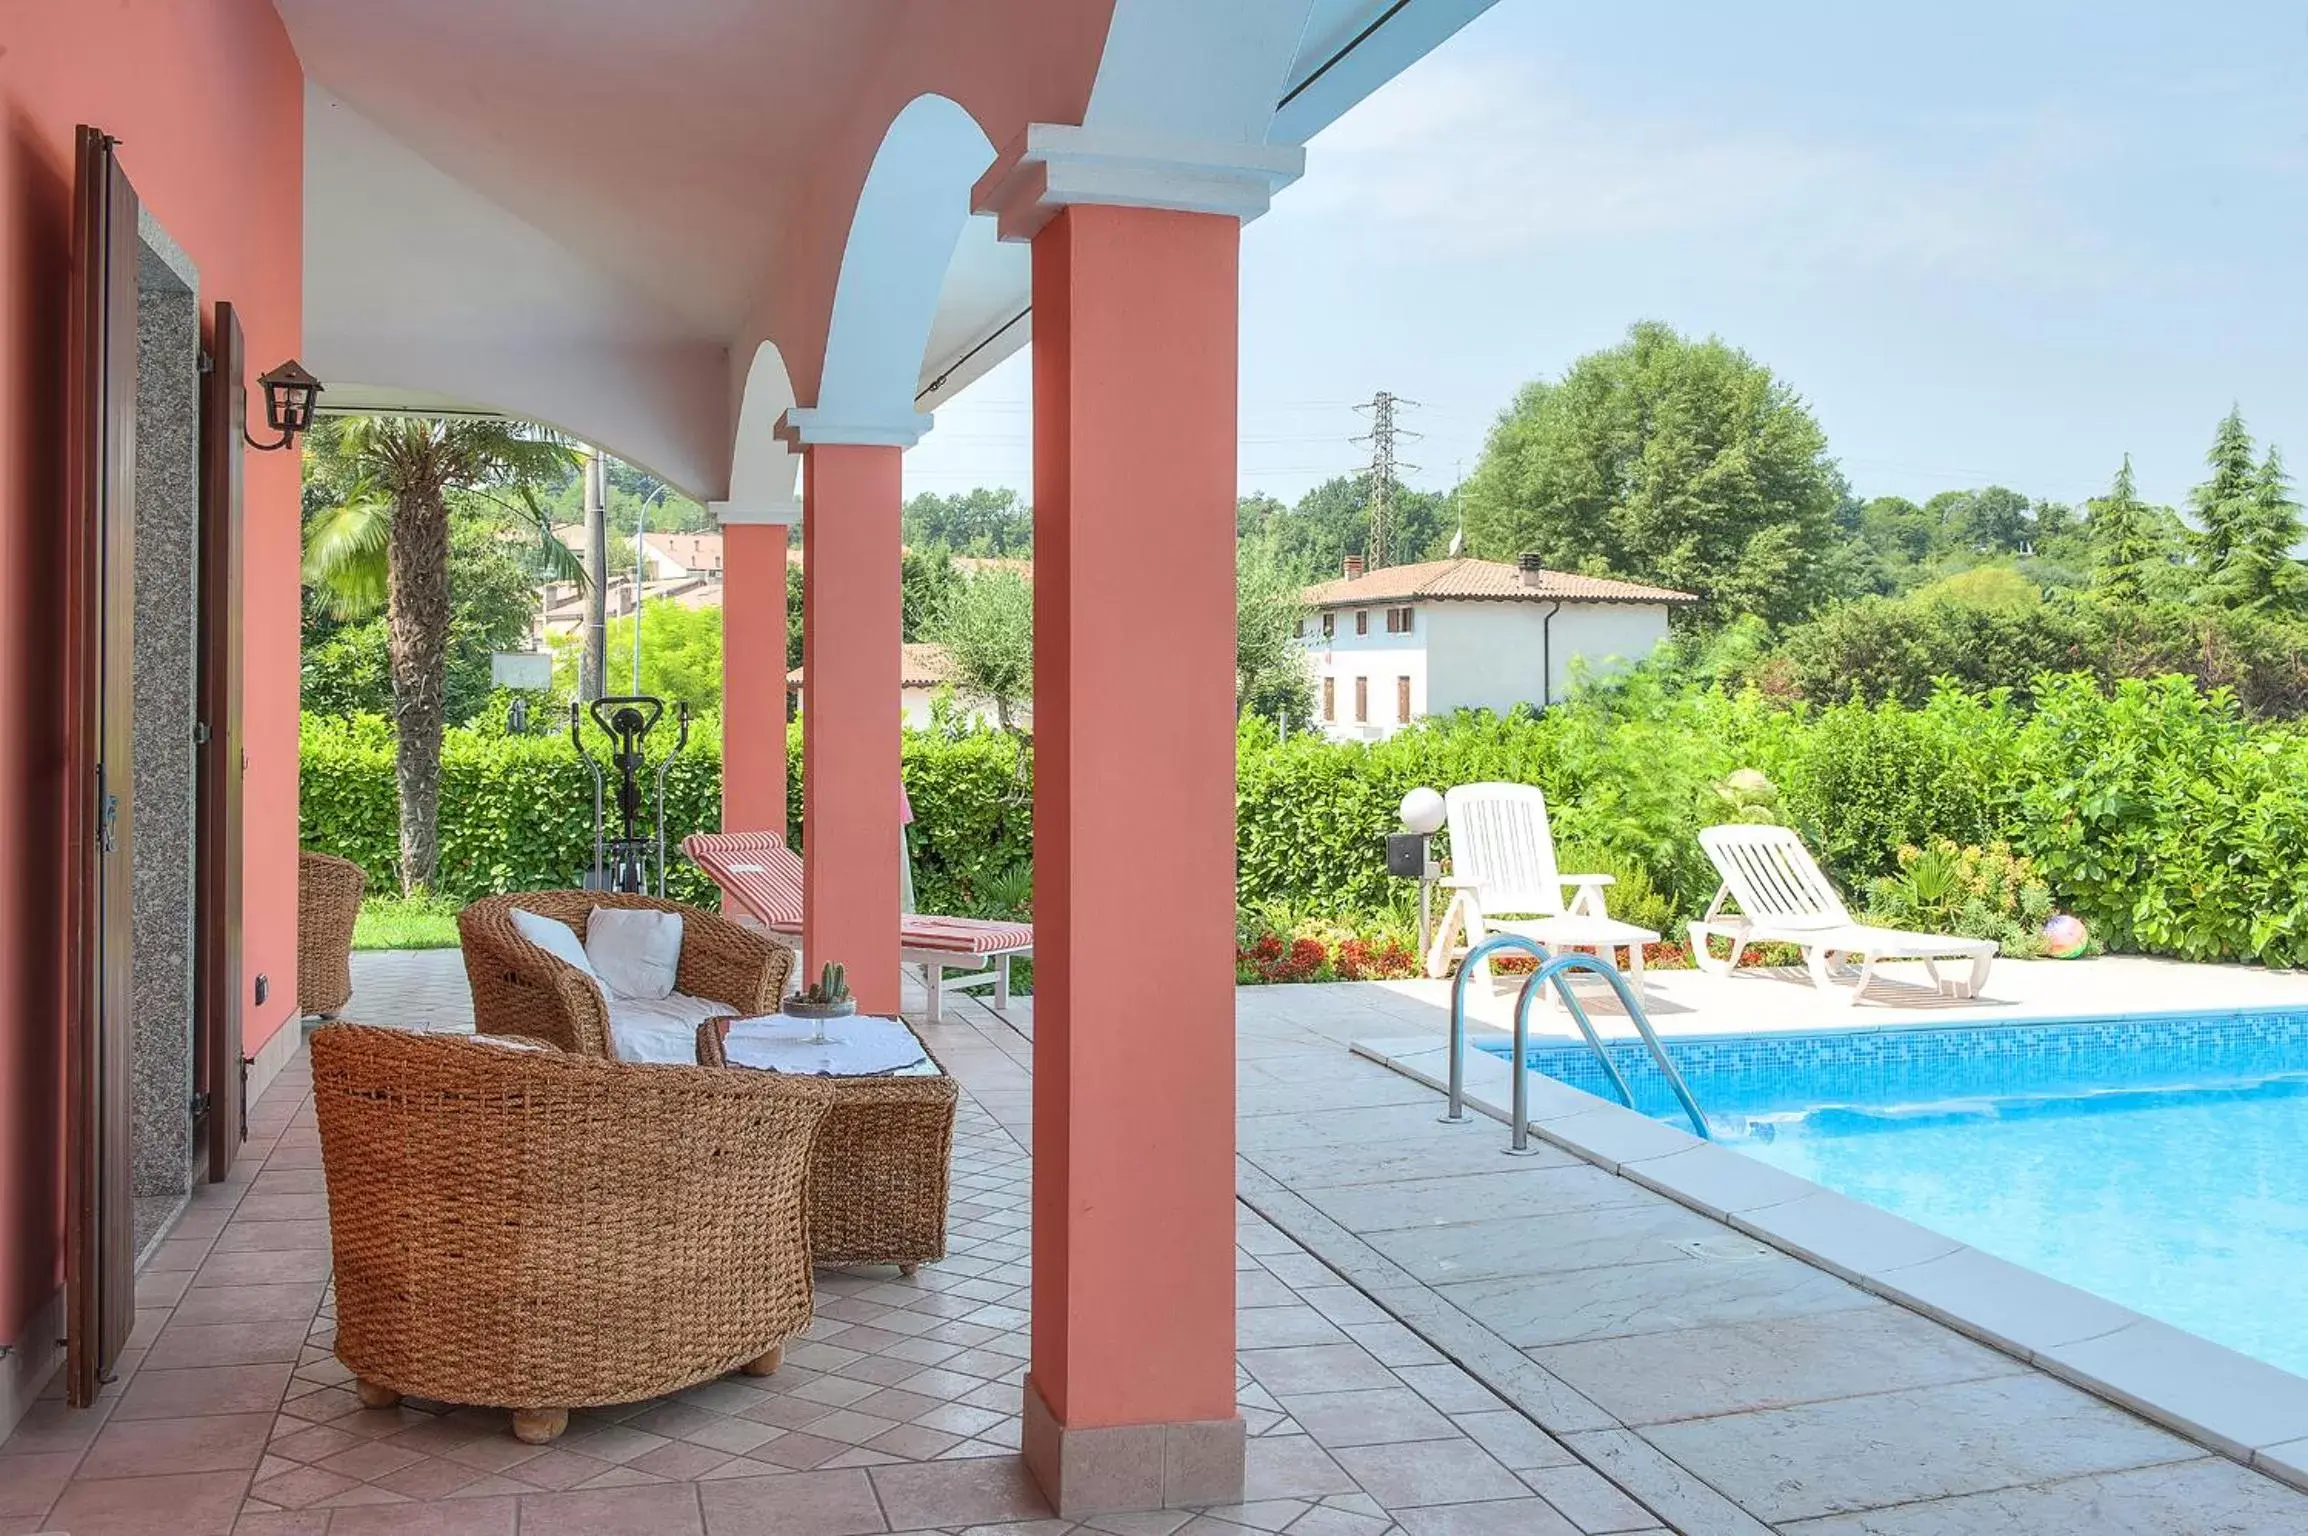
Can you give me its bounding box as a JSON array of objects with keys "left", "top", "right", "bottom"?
[{"left": 303, "top": 669, "right": 2308, "bottom": 969}]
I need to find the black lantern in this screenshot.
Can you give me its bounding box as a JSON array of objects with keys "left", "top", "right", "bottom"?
[{"left": 244, "top": 359, "right": 323, "bottom": 451}]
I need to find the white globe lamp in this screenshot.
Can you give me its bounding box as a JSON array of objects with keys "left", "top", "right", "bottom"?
[{"left": 1399, "top": 787, "right": 1446, "bottom": 836}]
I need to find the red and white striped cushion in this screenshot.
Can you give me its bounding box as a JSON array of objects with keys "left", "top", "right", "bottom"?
[{"left": 682, "top": 832, "right": 1032, "bottom": 957}]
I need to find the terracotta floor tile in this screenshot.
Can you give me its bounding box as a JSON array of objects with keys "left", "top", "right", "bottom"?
[
  {"left": 370, "top": 1455, "right": 489, "bottom": 1500},
  {"left": 0, "top": 1448, "right": 74, "bottom": 1519},
  {"left": 316, "top": 1436, "right": 426, "bottom": 1481},
  {"left": 249, "top": 1464, "right": 361, "bottom": 1510},
  {"left": 519, "top": 1482, "right": 706, "bottom": 1536},
  {"left": 142, "top": 1319, "right": 311, "bottom": 1371},
  {"left": 231, "top": 1513, "right": 333, "bottom": 1536},
  {"left": 194, "top": 1248, "right": 334, "bottom": 1287},
  {"left": 698, "top": 1468, "right": 888, "bottom": 1536},
  {"left": 77, "top": 1411, "right": 274, "bottom": 1479},
  {"left": 44, "top": 1469, "right": 250, "bottom": 1535},
  {"left": 329, "top": 1495, "right": 517, "bottom": 1535},
  {"left": 171, "top": 1282, "right": 330, "bottom": 1326},
  {"left": 505, "top": 1447, "right": 618, "bottom": 1490},
  {"left": 212, "top": 1219, "right": 333, "bottom": 1253},
  {"left": 869, "top": 1457, "right": 1049, "bottom": 1531},
  {"left": 0, "top": 1395, "right": 117, "bottom": 1454}
]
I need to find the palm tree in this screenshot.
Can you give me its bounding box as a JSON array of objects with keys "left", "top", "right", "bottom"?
[{"left": 302, "top": 416, "right": 580, "bottom": 894}]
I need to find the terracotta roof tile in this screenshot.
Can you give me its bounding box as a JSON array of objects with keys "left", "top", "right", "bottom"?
[{"left": 1300, "top": 557, "right": 1696, "bottom": 608}]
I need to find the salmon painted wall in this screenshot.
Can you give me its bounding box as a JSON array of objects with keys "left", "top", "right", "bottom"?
[{"left": 0, "top": 0, "right": 303, "bottom": 1347}]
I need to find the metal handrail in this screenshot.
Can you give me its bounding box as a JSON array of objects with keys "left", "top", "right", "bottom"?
[
  {"left": 1442, "top": 935, "right": 1552, "bottom": 1122},
  {"left": 1444, "top": 940, "right": 1712, "bottom": 1147}
]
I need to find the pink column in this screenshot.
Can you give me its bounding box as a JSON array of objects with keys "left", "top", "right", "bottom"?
[
  {"left": 1022, "top": 203, "right": 1244, "bottom": 1512},
  {"left": 798, "top": 447, "right": 902, "bottom": 1013},
  {"left": 720, "top": 521, "right": 789, "bottom": 837}
]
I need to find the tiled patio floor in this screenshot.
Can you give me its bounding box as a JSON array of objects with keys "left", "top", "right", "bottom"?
[
  {"left": 0, "top": 957, "right": 1661, "bottom": 1536},
  {"left": 8, "top": 954, "right": 2305, "bottom": 1534}
]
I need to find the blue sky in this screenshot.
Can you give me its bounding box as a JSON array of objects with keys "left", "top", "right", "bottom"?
[{"left": 904, "top": 0, "right": 2308, "bottom": 515}]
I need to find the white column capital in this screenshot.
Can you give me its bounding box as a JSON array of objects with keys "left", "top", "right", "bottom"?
[
  {"left": 776, "top": 406, "right": 932, "bottom": 452},
  {"left": 970, "top": 123, "right": 1305, "bottom": 244},
  {"left": 709, "top": 500, "right": 799, "bottom": 529}
]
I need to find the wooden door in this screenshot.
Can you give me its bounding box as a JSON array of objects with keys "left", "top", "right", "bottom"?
[
  {"left": 197, "top": 304, "right": 247, "bottom": 1179},
  {"left": 64, "top": 125, "right": 140, "bottom": 1408}
]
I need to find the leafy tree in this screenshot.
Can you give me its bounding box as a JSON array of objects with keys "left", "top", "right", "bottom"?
[
  {"left": 1235, "top": 540, "right": 1313, "bottom": 725},
  {"left": 1460, "top": 322, "right": 1853, "bottom": 626},
  {"left": 550, "top": 599, "right": 724, "bottom": 713},
  {"left": 923, "top": 568, "right": 1033, "bottom": 730},
  {"left": 902, "top": 487, "right": 1032, "bottom": 555},
  {"left": 1236, "top": 492, "right": 1288, "bottom": 542},
  {"left": 1250, "top": 473, "right": 1453, "bottom": 580},
  {"left": 301, "top": 416, "right": 579, "bottom": 894},
  {"left": 2086, "top": 456, "right": 2177, "bottom": 604},
  {"left": 1927, "top": 486, "right": 2033, "bottom": 556},
  {"left": 2190, "top": 406, "right": 2259, "bottom": 586},
  {"left": 901, "top": 546, "right": 960, "bottom": 642}
]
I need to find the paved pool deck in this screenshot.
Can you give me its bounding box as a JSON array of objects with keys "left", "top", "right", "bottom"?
[
  {"left": 1397, "top": 951, "right": 2308, "bottom": 1044},
  {"left": 7, "top": 951, "right": 2305, "bottom": 1534}
]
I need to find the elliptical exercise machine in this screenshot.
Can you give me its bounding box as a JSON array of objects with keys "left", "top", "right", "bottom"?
[{"left": 570, "top": 695, "right": 689, "bottom": 894}]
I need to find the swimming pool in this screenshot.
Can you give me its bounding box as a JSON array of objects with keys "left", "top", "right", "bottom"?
[{"left": 1482, "top": 1008, "right": 2308, "bottom": 1377}]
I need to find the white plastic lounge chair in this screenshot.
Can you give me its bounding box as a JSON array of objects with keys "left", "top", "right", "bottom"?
[
  {"left": 1425, "top": 782, "right": 1659, "bottom": 998},
  {"left": 682, "top": 832, "right": 1032, "bottom": 1024},
  {"left": 1691, "top": 824, "right": 1995, "bottom": 1006}
]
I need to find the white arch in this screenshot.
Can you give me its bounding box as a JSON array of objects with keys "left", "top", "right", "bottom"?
[
  {"left": 795, "top": 94, "right": 996, "bottom": 446},
  {"left": 719, "top": 341, "right": 803, "bottom": 523}
]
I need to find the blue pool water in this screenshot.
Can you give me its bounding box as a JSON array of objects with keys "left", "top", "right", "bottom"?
[{"left": 1482, "top": 1008, "right": 2308, "bottom": 1376}]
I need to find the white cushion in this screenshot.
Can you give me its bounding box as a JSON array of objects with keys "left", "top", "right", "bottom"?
[
  {"left": 584, "top": 907, "right": 684, "bottom": 1001},
  {"left": 606, "top": 992, "right": 732, "bottom": 1064},
  {"left": 510, "top": 908, "right": 597, "bottom": 979}
]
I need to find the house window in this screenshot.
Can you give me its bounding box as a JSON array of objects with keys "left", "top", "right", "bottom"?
[
  {"left": 1397, "top": 676, "right": 1412, "bottom": 723},
  {"left": 1355, "top": 610, "right": 1369, "bottom": 636},
  {"left": 1322, "top": 677, "right": 1335, "bottom": 721},
  {"left": 1320, "top": 612, "right": 1335, "bottom": 639},
  {"left": 1294, "top": 616, "right": 1306, "bottom": 638},
  {"left": 1385, "top": 606, "right": 1415, "bottom": 633},
  {"left": 1354, "top": 676, "right": 1368, "bottom": 723}
]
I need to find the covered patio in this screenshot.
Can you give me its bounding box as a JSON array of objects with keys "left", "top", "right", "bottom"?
[
  {"left": 2, "top": 0, "right": 1506, "bottom": 1521},
  {"left": 9, "top": 959, "right": 2306, "bottom": 1534}
]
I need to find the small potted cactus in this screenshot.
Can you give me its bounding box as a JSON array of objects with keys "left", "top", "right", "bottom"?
[{"left": 784, "top": 962, "right": 856, "bottom": 1042}]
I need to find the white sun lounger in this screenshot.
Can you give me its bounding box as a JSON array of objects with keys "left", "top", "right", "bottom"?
[
  {"left": 1690, "top": 824, "right": 1995, "bottom": 1005},
  {"left": 1424, "top": 782, "right": 1659, "bottom": 1000}
]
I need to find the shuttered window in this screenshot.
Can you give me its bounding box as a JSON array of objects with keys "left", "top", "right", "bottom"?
[
  {"left": 1385, "top": 606, "right": 1415, "bottom": 633},
  {"left": 1322, "top": 677, "right": 1335, "bottom": 721},
  {"left": 1355, "top": 610, "right": 1369, "bottom": 635},
  {"left": 1397, "top": 676, "right": 1412, "bottom": 723},
  {"left": 1354, "top": 676, "right": 1368, "bottom": 723}
]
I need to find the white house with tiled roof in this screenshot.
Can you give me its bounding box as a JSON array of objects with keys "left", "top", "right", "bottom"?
[{"left": 1296, "top": 554, "right": 1697, "bottom": 740}]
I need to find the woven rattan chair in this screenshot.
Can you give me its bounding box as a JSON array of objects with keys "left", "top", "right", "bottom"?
[
  {"left": 311, "top": 1024, "right": 834, "bottom": 1444},
  {"left": 457, "top": 891, "right": 791, "bottom": 1056},
  {"left": 697, "top": 1018, "right": 959, "bottom": 1272},
  {"left": 297, "top": 851, "right": 366, "bottom": 1018}
]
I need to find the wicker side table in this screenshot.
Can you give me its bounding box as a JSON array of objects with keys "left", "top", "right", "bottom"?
[{"left": 697, "top": 1017, "right": 958, "bottom": 1273}]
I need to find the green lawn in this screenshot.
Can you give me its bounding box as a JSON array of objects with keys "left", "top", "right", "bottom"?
[{"left": 353, "top": 893, "right": 463, "bottom": 950}]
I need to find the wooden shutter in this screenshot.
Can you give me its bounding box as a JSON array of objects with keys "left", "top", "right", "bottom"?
[
  {"left": 1322, "top": 677, "right": 1334, "bottom": 721},
  {"left": 197, "top": 304, "right": 248, "bottom": 1179},
  {"left": 1355, "top": 610, "right": 1368, "bottom": 635},
  {"left": 1397, "top": 676, "right": 1412, "bottom": 723},
  {"left": 65, "top": 124, "right": 140, "bottom": 1408},
  {"left": 1354, "top": 677, "right": 1368, "bottom": 722}
]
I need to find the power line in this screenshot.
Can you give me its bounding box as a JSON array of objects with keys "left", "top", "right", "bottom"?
[{"left": 1351, "top": 391, "right": 1421, "bottom": 567}]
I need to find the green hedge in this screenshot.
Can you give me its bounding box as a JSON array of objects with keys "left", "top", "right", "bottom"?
[{"left": 303, "top": 669, "right": 2308, "bottom": 969}]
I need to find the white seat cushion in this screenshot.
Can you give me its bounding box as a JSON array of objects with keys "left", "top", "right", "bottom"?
[
  {"left": 510, "top": 907, "right": 597, "bottom": 979},
  {"left": 606, "top": 991, "right": 733, "bottom": 1064},
  {"left": 585, "top": 907, "right": 684, "bottom": 1001}
]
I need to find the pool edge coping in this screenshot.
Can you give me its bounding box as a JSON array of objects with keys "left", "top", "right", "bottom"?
[{"left": 1352, "top": 1030, "right": 2308, "bottom": 1496}]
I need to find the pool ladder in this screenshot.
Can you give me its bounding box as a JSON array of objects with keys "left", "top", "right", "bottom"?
[{"left": 1443, "top": 936, "right": 1711, "bottom": 1148}]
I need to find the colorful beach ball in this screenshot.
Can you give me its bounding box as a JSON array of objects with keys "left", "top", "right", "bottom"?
[{"left": 2042, "top": 913, "right": 2089, "bottom": 959}]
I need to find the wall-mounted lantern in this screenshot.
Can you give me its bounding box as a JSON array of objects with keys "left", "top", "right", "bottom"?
[{"left": 243, "top": 359, "right": 323, "bottom": 451}]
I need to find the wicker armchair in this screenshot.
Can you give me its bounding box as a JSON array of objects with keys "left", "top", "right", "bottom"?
[
  {"left": 311, "top": 1024, "right": 834, "bottom": 1444},
  {"left": 458, "top": 891, "right": 791, "bottom": 1056},
  {"left": 297, "top": 851, "right": 366, "bottom": 1018}
]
